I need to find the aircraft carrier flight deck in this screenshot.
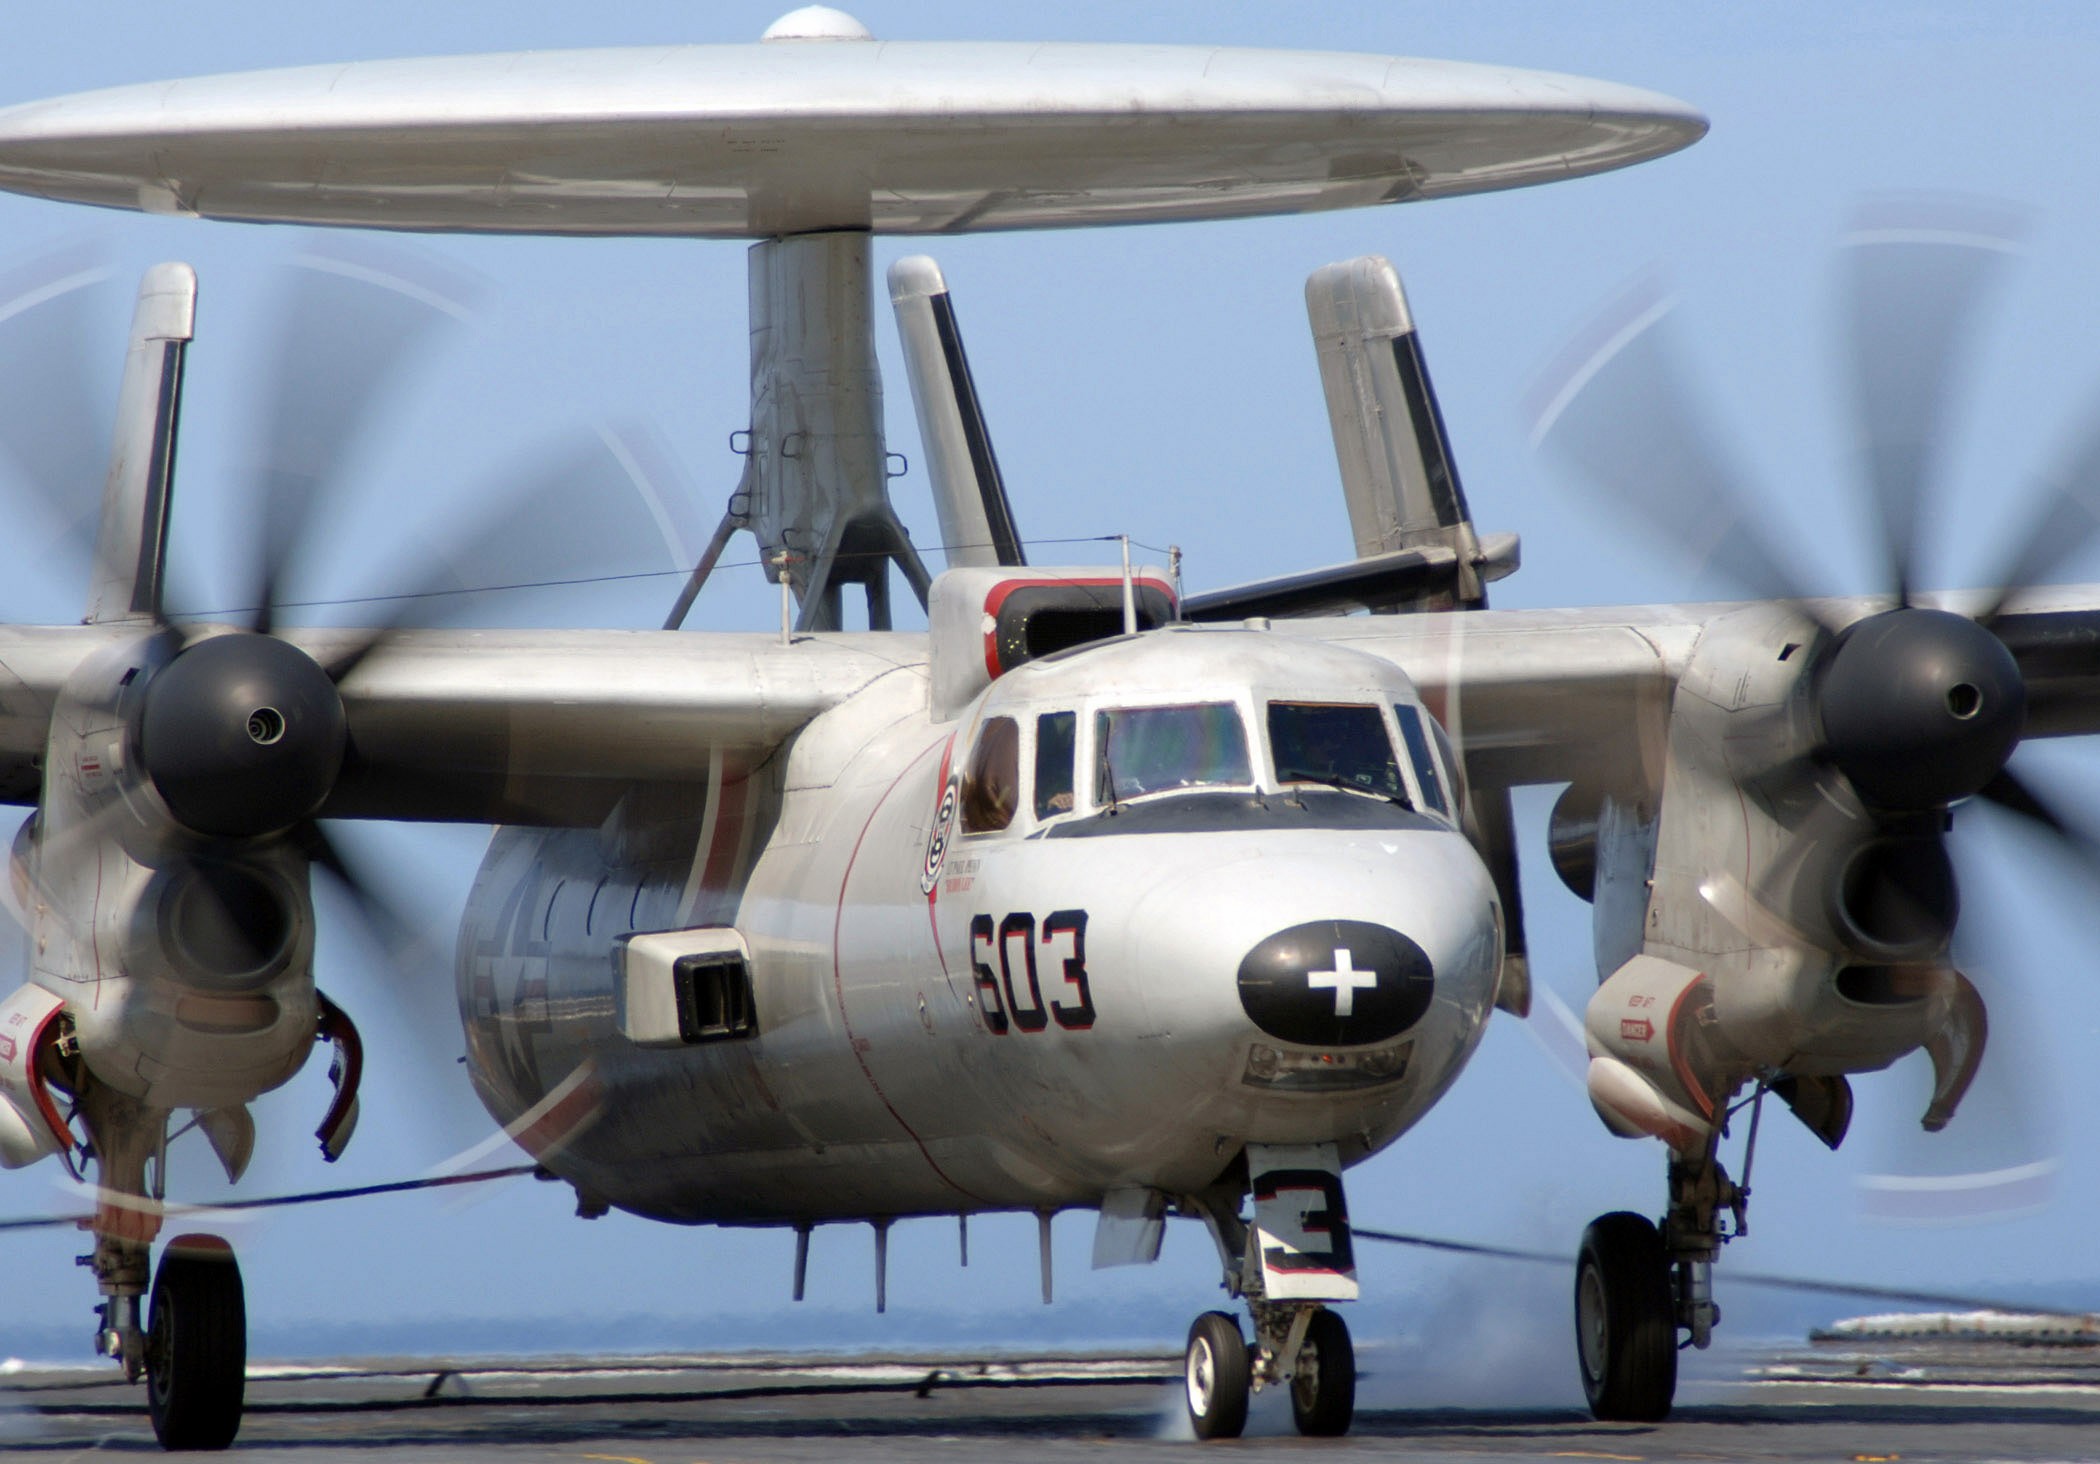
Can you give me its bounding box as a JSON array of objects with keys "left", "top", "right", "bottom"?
[{"left": 8, "top": 1333, "right": 2100, "bottom": 1461}]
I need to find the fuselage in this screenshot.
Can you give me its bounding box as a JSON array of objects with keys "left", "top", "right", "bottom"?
[{"left": 457, "top": 628, "right": 1503, "bottom": 1225}]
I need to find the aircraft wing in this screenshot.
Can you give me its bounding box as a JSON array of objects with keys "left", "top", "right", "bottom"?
[
  {"left": 1274, "top": 605, "right": 1695, "bottom": 792},
  {"left": 301, "top": 627, "right": 928, "bottom": 825},
  {"left": 0, "top": 625, "right": 926, "bottom": 826},
  {"left": 1277, "top": 591, "right": 2100, "bottom": 792},
  {"left": 0, "top": 596, "right": 2089, "bottom": 825}
]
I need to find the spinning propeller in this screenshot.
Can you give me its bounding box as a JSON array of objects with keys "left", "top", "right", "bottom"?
[
  {"left": 0, "top": 250, "right": 480, "bottom": 981},
  {"left": 0, "top": 244, "right": 705, "bottom": 1188},
  {"left": 1531, "top": 198, "right": 2099, "bottom": 1213},
  {"left": 1533, "top": 198, "right": 2100, "bottom": 878}
]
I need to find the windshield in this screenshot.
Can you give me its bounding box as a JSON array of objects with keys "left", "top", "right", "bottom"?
[
  {"left": 1095, "top": 703, "right": 1253, "bottom": 802},
  {"left": 1267, "top": 702, "right": 1410, "bottom": 804}
]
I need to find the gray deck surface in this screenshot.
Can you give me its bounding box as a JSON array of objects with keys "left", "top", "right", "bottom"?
[{"left": 7, "top": 1337, "right": 2100, "bottom": 1459}]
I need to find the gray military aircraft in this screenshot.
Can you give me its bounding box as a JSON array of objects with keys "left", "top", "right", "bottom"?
[{"left": 0, "top": 6, "right": 2089, "bottom": 1451}]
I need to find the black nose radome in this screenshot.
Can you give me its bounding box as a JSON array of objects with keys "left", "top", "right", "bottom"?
[
  {"left": 140, "top": 633, "right": 348, "bottom": 838},
  {"left": 1237, "top": 920, "right": 1434, "bottom": 1048},
  {"left": 1818, "top": 608, "right": 2025, "bottom": 810}
]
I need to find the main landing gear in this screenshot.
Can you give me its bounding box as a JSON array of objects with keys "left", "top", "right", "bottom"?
[
  {"left": 143, "top": 1236, "right": 247, "bottom": 1450},
  {"left": 93, "top": 1220, "right": 249, "bottom": 1452},
  {"left": 1574, "top": 1212, "right": 1674, "bottom": 1421},
  {"left": 1575, "top": 1150, "right": 1748, "bottom": 1422},
  {"left": 76, "top": 1084, "right": 249, "bottom": 1450},
  {"left": 1180, "top": 1150, "right": 1359, "bottom": 1440}
]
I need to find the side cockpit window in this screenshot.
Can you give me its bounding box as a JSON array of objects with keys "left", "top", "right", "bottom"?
[
  {"left": 1267, "top": 702, "right": 1410, "bottom": 803},
  {"left": 1392, "top": 703, "right": 1450, "bottom": 816},
  {"left": 1035, "top": 711, "right": 1077, "bottom": 818},
  {"left": 1096, "top": 702, "right": 1252, "bottom": 803},
  {"left": 960, "top": 716, "right": 1021, "bottom": 833}
]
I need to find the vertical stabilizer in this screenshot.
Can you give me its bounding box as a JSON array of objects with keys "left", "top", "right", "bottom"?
[
  {"left": 1305, "top": 256, "right": 1514, "bottom": 610},
  {"left": 85, "top": 262, "right": 193, "bottom": 626},
  {"left": 887, "top": 256, "right": 1025, "bottom": 571}
]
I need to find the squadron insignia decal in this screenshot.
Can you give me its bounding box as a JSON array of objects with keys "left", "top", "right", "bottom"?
[{"left": 921, "top": 774, "right": 958, "bottom": 896}]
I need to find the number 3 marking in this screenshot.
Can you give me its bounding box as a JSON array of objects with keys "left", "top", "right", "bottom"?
[{"left": 1043, "top": 910, "right": 1095, "bottom": 1030}]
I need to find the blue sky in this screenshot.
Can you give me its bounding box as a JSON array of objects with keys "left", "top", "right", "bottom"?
[{"left": 4, "top": 1, "right": 2100, "bottom": 1406}]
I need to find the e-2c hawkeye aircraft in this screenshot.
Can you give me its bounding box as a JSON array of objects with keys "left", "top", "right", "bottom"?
[{"left": 0, "top": 7, "right": 2092, "bottom": 1450}]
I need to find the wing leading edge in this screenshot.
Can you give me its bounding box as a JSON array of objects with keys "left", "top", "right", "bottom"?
[
  {"left": 1281, "top": 591, "right": 2100, "bottom": 795},
  {"left": 0, "top": 594, "right": 2087, "bottom": 828},
  {"left": 0, "top": 626, "right": 924, "bottom": 826}
]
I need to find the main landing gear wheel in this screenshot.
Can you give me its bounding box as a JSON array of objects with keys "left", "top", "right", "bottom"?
[
  {"left": 144, "top": 1235, "right": 246, "bottom": 1451},
  {"left": 1185, "top": 1310, "right": 1251, "bottom": 1440},
  {"left": 1290, "top": 1306, "right": 1356, "bottom": 1437},
  {"left": 1575, "top": 1212, "right": 1676, "bottom": 1423}
]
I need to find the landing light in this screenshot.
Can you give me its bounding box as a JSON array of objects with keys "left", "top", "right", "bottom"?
[{"left": 1244, "top": 1041, "right": 1411, "bottom": 1092}]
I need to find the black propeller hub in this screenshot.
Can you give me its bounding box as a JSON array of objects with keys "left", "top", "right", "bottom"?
[
  {"left": 139, "top": 632, "right": 348, "bottom": 839},
  {"left": 1817, "top": 607, "right": 2025, "bottom": 810}
]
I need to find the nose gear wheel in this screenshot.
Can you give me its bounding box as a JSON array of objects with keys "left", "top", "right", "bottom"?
[
  {"left": 1184, "top": 1310, "right": 1251, "bottom": 1440},
  {"left": 1288, "top": 1306, "right": 1356, "bottom": 1436}
]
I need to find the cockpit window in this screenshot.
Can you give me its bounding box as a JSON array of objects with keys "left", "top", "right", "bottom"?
[
  {"left": 1096, "top": 703, "right": 1252, "bottom": 803},
  {"left": 1393, "top": 703, "right": 1450, "bottom": 816},
  {"left": 960, "top": 716, "right": 1021, "bottom": 833},
  {"left": 1267, "top": 702, "right": 1409, "bottom": 803},
  {"left": 1035, "top": 711, "right": 1077, "bottom": 819}
]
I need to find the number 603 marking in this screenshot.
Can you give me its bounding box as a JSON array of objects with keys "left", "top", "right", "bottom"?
[{"left": 969, "top": 909, "right": 1095, "bottom": 1034}]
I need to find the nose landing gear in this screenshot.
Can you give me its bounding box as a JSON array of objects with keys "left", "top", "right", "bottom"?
[
  {"left": 1179, "top": 1143, "right": 1361, "bottom": 1440},
  {"left": 1180, "top": 1304, "right": 1358, "bottom": 1440}
]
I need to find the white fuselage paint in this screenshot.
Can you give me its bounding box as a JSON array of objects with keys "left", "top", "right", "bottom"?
[{"left": 457, "top": 631, "right": 1503, "bottom": 1225}]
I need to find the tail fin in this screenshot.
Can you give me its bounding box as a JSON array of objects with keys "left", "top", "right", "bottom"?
[
  {"left": 887, "top": 256, "right": 1024, "bottom": 571},
  {"left": 1305, "top": 256, "right": 1516, "bottom": 609},
  {"left": 85, "top": 262, "right": 193, "bottom": 626}
]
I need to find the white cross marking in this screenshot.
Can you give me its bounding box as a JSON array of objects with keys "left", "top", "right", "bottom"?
[{"left": 1306, "top": 948, "right": 1378, "bottom": 1017}]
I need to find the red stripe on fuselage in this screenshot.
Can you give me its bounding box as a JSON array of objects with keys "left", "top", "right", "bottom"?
[{"left": 832, "top": 737, "right": 986, "bottom": 1204}]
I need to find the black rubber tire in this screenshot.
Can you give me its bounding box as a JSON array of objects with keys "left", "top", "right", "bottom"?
[
  {"left": 145, "top": 1235, "right": 246, "bottom": 1451},
  {"left": 1290, "top": 1307, "right": 1356, "bottom": 1437},
  {"left": 1184, "top": 1310, "right": 1251, "bottom": 1440},
  {"left": 1575, "top": 1211, "right": 1677, "bottom": 1422}
]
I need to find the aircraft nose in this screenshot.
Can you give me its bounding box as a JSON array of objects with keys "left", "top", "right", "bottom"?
[
  {"left": 1125, "top": 833, "right": 1501, "bottom": 1055},
  {"left": 1237, "top": 920, "right": 1438, "bottom": 1049}
]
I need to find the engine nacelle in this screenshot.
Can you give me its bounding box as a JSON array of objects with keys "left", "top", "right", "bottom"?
[{"left": 25, "top": 637, "right": 323, "bottom": 1110}]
